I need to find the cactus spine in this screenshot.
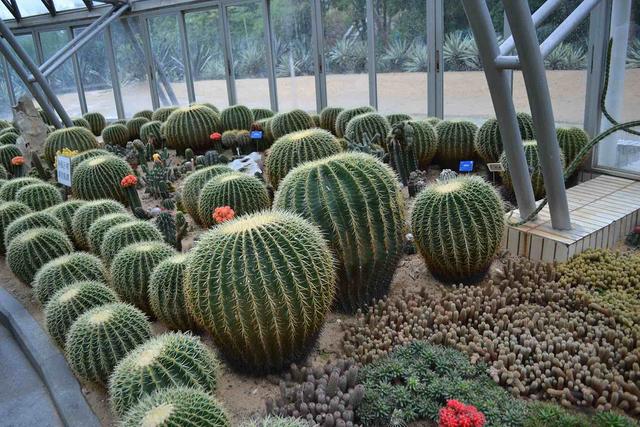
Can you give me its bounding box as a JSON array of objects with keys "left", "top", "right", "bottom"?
[
  {"left": 0, "top": 132, "right": 19, "bottom": 145},
  {"left": 0, "top": 201, "right": 31, "bottom": 253},
  {"left": 386, "top": 113, "right": 413, "bottom": 126},
  {"left": 72, "top": 117, "right": 91, "bottom": 130},
  {"left": 251, "top": 108, "right": 274, "bottom": 120},
  {"left": 335, "top": 106, "right": 375, "bottom": 138},
  {"left": 45, "top": 200, "right": 86, "bottom": 241},
  {"left": 148, "top": 254, "right": 196, "bottom": 331},
  {"left": 101, "top": 124, "right": 130, "bottom": 147},
  {"left": 133, "top": 110, "right": 154, "bottom": 120},
  {"left": 474, "top": 113, "right": 538, "bottom": 164},
  {"left": 0, "top": 177, "right": 41, "bottom": 201},
  {"left": 100, "top": 220, "right": 164, "bottom": 263},
  {"left": 221, "top": 105, "right": 254, "bottom": 131},
  {"left": 4, "top": 211, "right": 64, "bottom": 249},
  {"left": 388, "top": 121, "right": 419, "bottom": 187},
  {"left": 557, "top": 127, "right": 589, "bottom": 166},
  {"left": 70, "top": 148, "right": 111, "bottom": 169},
  {"left": 87, "top": 213, "right": 134, "bottom": 255},
  {"left": 152, "top": 106, "right": 178, "bottom": 123},
  {"left": 319, "top": 107, "right": 344, "bottom": 135},
  {"left": 163, "top": 105, "right": 222, "bottom": 150},
  {"left": 126, "top": 117, "right": 150, "bottom": 140},
  {"left": 434, "top": 120, "right": 478, "bottom": 168},
  {"left": 345, "top": 112, "right": 391, "bottom": 149},
  {"left": 15, "top": 183, "right": 63, "bottom": 211},
  {"left": 139, "top": 120, "right": 163, "bottom": 145},
  {"left": 83, "top": 112, "right": 106, "bottom": 136},
  {"left": 180, "top": 165, "right": 233, "bottom": 223},
  {"left": 270, "top": 109, "right": 315, "bottom": 140},
  {"left": 72, "top": 199, "right": 127, "bottom": 250},
  {"left": 517, "top": 112, "right": 536, "bottom": 140},
  {"left": 71, "top": 155, "right": 134, "bottom": 204},
  {"left": 44, "top": 126, "right": 98, "bottom": 164}
]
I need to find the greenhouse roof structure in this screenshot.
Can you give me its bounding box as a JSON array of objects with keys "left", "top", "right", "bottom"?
[{"left": 0, "top": 1, "right": 120, "bottom": 21}]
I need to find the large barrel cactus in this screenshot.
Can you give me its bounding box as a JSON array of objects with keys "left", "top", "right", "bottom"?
[
  {"left": 345, "top": 113, "right": 391, "bottom": 147},
  {"left": 251, "top": 108, "right": 274, "bottom": 120},
  {"left": 335, "top": 106, "right": 375, "bottom": 138},
  {"left": 474, "top": 113, "right": 538, "bottom": 164},
  {"left": 101, "top": 124, "right": 130, "bottom": 147},
  {"left": 83, "top": 112, "right": 106, "bottom": 136},
  {"left": 435, "top": 120, "right": 478, "bottom": 168},
  {"left": 45, "top": 200, "right": 86, "bottom": 241},
  {"left": 411, "top": 174, "right": 505, "bottom": 283},
  {"left": 87, "top": 213, "right": 134, "bottom": 255},
  {"left": 110, "top": 240, "right": 176, "bottom": 313},
  {"left": 221, "top": 105, "right": 254, "bottom": 131},
  {"left": 139, "top": 120, "right": 163, "bottom": 144},
  {"left": 163, "top": 105, "right": 222, "bottom": 150},
  {"left": 148, "top": 254, "right": 196, "bottom": 331},
  {"left": 271, "top": 109, "right": 315, "bottom": 140},
  {"left": 319, "top": 107, "right": 344, "bottom": 135},
  {"left": 15, "top": 182, "right": 63, "bottom": 211},
  {"left": 180, "top": 165, "right": 233, "bottom": 223},
  {"left": 71, "top": 155, "right": 134, "bottom": 203},
  {"left": 100, "top": 220, "right": 164, "bottom": 263},
  {"left": 0, "top": 132, "right": 19, "bottom": 146},
  {"left": 72, "top": 199, "right": 126, "bottom": 250},
  {"left": 274, "top": 152, "right": 405, "bottom": 313},
  {"left": 265, "top": 129, "right": 342, "bottom": 189},
  {"left": 126, "top": 117, "right": 150, "bottom": 140},
  {"left": 184, "top": 211, "right": 335, "bottom": 373},
  {"left": 0, "top": 201, "right": 31, "bottom": 253},
  {"left": 65, "top": 302, "right": 151, "bottom": 384},
  {"left": 557, "top": 127, "right": 589, "bottom": 166},
  {"left": 386, "top": 113, "right": 413, "bottom": 126},
  {"left": 0, "top": 177, "right": 41, "bottom": 201},
  {"left": 151, "top": 106, "right": 179, "bottom": 122},
  {"left": 109, "top": 332, "right": 219, "bottom": 416},
  {"left": 4, "top": 211, "right": 64, "bottom": 248},
  {"left": 197, "top": 172, "right": 270, "bottom": 228},
  {"left": 44, "top": 126, "right": 98, "bottom": 163}
]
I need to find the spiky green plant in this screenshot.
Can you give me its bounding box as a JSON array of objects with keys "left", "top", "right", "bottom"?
[
  {"left": 15, "top": 183, "right": 63, "bottom": 211},
  {"left": 344, "top": 112, "right": 391, "bottom": 150},
  {"left": 240, "top": 416, "right": 308, "bottom": 427},
  {"left": 70, "top": 148, "right": 111, "bottom": 169},
  {"left": 221, "top": 105, "right": 254, "bottom": 131},
  {"left": 72, "top": 199, "right": 127, "bottom": 250},
  {"left": 100, "top": 220, "right": 164, "bottom": 264},
  {"left": 319, "top": 107, "right": 344, "bottom": 135},
  {"left": 0, "top": 165, "right": 6, "bottom": 180},
  {"left": 109, "top": 332, "right": 219, "bottom": 416},
  {"left": 133, "top": 110, "right": 153, "bottom": 120},
  {"left": 45, "top": 200, "right": 86, "bottom": 241},
  {"left": 191, "top": 102, "right": 220, "bottom": 113},
  {"left": 557, "top": 127, "right": 589, "bottom": 166},
  {"left": 386, "top": 113, "right": 413, "bottom": 126},
  {"left": 424, "top": 117, "right": 441, "bottom": 127},
  {"left": 0, "top": 144, "right": 23, "bottom": 173},
  {"left": 0, "top": 126, "right": 18, "bottom": 136},
  {"left": 33, "top": 251, "right": 109, "bottom": 305},
  {"left": 0, "top": 201, "right": 31, "bottom": 253},
  {"left": 44, "top": 280, "right": 119, "bottom": 348},
  {"left": 87, "top": 213, "right": 134, "bottom": 255},
  {"left": 139, "top": 120, "right": 163, "bottom": 145},
  {"left": 0, "top": 132, "right": 19, "bottom": 145},
  {"left": 4, "top": 211, "right": 64, "bottom": 249},
  {"left": 434, "top": 120, "right": 478, "bottom": 168},
  {"left": 265, "top": 128, "right": 342, "bottom": 189},
  {"left": 44, "top": 126, "right": 98, "bottom": 164},
  {"left": 71, "top": 155, "right": 134, "bottom": 204},
  {"left": 411, "top": 174, "right": 504, "bottom": 283},
  {"left": 184, "top": 211, "right": 335, "bottom": 373},
  {"left": 101, "top": 124, "right": 130, "bottom": 147},
  {"left": 163, "top": 105, "right": 222, "bottom": 151},
  {"left": 7, "top": 227, "right": 74, "bottom": 284},
  {"left": 119, "top": 387, "right": 230, "bottom": 427},
  {"left": 148, "top": 254, "right": 196, "bottom": 331},
  {"left": 83, "top": 112, "right": 106, "bottom": 136},
  {"left": 151, "top": 106, "right": 178, "bottom": 123},
  {"left": 0, "top": 119, "right": 11, "bottom": 129},
  {"left": 311, "top": 114, "right": 321, "bottom": 127},
  {"left": 403, "top": 120, "right": 438, "bottom": 169},
  {"left": 110, "top": 241, "right": 176, "bottom": 313},
  {"left": 72, "top": 117, "right": 91, "bottom": 130},
  {"left": 251, "top": 108, "right": 274, "bottom": 120},
  {"left": 0, "top": 177, "right": 42, "bottom": 201},
  {"left": 274, "top": 152, "right": 405, "bottom": 313},
  {"left": 517, "top": 112, "right": 536, "bottom": 140},
  {"left": 126, "top": 117, "right": 150, "bottom": 140},
  {"left": 474, "top": 114, "right": 537, "bottom": 164},
  {"left": 65, "top": 302, "right": 151, "bottom": 384},
  {"left": 180, "top": 165, "right": 233, "bottom": 224},
  {"left": 270, "top": 109, "right": 315, "bottom": 140},
  {"left": 335, "top": 106, "right": 375, "bottom": 138}
]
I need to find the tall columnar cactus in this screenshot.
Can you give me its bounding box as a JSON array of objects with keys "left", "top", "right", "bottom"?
[
  {"left": 109, "top": 332, "right": 219, "bottom": 416},
  {"left": 319, "top": 107, "right": 344, "bottom": 135},
  {"left": 100, "top": 220, "right": 164, "bottom": 263},
  {"left": 71, "top": 155, "right": 134, "bottom": 204},
  {"left": 163, "top": 105, "right": 222, "bottom": 151},
  {"left": 15, "top": 183, "right": 63, "bottom": 211},
  {"left": 127, "top": 117, "right": 150, "bottom": 140},
  {"left": 221, "top": 105, "right": 254, "bottom": 131},
  {"left": 0, "top": 177, "right": 41, "bottom": 201},
  {"left": 72, "top": 199, "right": 127, "bottom": 250},
  {"left": 44, "top": 280, "right": 119, "bottom": 348},
  {"left": 335, "top": 106, "right": 375, "bottom": 138},
  {"left": 33, "top": 252, "right": 109, "bottom": 306},
  {"left": 252, "top": 108, "right": 274, "bottom": 120},
  {"left": 434, "top": 120, "right": 479, "bottom": 168},
  {"left": 139, "top": 120, "right": 163, "bottom": 145},
  {"left": 101, "top": 124, "right": 130, "bottom": 147},
  {"left": 87, "top": 213, "right": 134, "bottom": 255},
  {"left": 133, "top": 110, "right": 154, "bottom": 121},
  {"left": 83, "top": 112, "right": 106, "bottom": 136},
  {"left": 197, "top": 172, "right": 271, "bottom": 228},
  {"left": 4, "top": 211, "right": 64, "bottom": 249},
  {"left": 45, "top": 200, "right": 86, "bottom": 241},
  {"left": 411, "top": 174, "right": 505, "bottom": 283},
  {"left": 274, "top": 152, "right": 405, "bottom": 313},
  {"left": 0, "top": 144, "right": 24, "bottom": 173},
  {"left": 120, "top": 387, "right": 230, "bottom": 427},
  {"left": 110, "top": 240, "right": 176, "bottom": 313},
  {"left": 271, "top": 109, "right": 315, "bottom": 140},
  {"left": 148, "top": 254, "right": 196, "bottom": 331},
  {"left": 265, "top": 129, "right": 342, "bottom": 189},
  {"left": 184, "top": 211, "right": 335, "bottom": 373},
  {"left": 386, "top": 113, "right": 413, "bottom": 126},
  {"left": 474, "top": 113, "right": 538, "bottom": 164},
  {"left": 0, "top": 132, "right": 19, "bottom": 145},
  {"left": 7, "top": 227, "right": 74, "bottom": 284},
  {"left": 70, "top": 148, "right": 111, "bottom": 169},
  {"left": 72, "top": 117, "right": 92, "bottom": 130},
  {"left": 517, "top": 112, "right": 536, "bottom": 140},
  {"left": 344, "top": 112, "right": 391, "bottom": 148},
  {"left": 180, "top": 165, "right": 233, "bottom": 223},
  {"left": 65, "top": 302, "right": 152, "bottom": 384},
  {"left": 557, "top": 127, "right": 589, "bottom": 166},
  {"left": 44, "top": 126, "right": 98, "bottom": 164},
  {"left": 152, "top": 211, "right": 187, "bottom": 251},
  {"left": 152, "top": 106, "right": 178, "bottom": 122},
  {"left": 0, "top": 201, "right": 31, "bottom": 253}
]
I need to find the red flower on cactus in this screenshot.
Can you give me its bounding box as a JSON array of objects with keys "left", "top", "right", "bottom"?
[
  {"left": 634, "top": 225, "right": 640, "bottom": 234},
  {"left": 120, "top": 174, "right": 138, "bottom": 188},
  {"left": 210, "top": 132, "right": 222, "bottom": 141},
  {"left": 213, "top": 206, "right": 235, "bottom": 224},
  {"left": 438, "top": 400, "right": 485, "bottom": 427},
  {"left": 11, "top": 156, "right": 24, "bottom": 166}
]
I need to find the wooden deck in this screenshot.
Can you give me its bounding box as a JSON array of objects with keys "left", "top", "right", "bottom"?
[{"left": 502, "top": 174, "right": 640, "bottom": 262}]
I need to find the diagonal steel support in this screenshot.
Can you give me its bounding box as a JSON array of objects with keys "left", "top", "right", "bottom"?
[
  {"left": 41, "top": 0, "right": 56, "bottom": 17},
  {"left": 1, "top": 0, "right": 20, "bottom": 22}
]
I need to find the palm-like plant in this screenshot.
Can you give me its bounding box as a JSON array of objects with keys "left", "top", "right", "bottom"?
[
  {"left": 443, "top": 31, "right": 472, "bottom": 71},
  {"left": 380, "top": 38, "right": 410, "bottom": 72},
  {"left": 403, "top": 41, "right": 428, "bottom": 72},
  {"left": 328, "top": 38, "right": 367, "bottom": 73},
  {"left": 237, "top": 39, "right": 266, "bottom": 77}
]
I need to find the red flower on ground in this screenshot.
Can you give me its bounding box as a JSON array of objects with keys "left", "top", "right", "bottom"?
[
  {"left": 438, "top": 400, "right": 485, "bottom": 427},
  {"left": 11, "top": 156, "right": 24, "bottom": 166},
  {"left": 210, "top": 132, "right": 222, "bottom": 141},
  {"left": 212, "top": 206, "right": 235, "bottom": 224},
  {"left": 120, "top": 174, "right": 138, "bottom": 188}
]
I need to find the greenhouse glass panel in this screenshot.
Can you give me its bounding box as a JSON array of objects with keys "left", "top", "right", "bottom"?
[
  {"left": 16, "top": 2, "right": 48, "bottom": 18},
  {"left": 8, "top": 34, "right": 37, "bottom": 100},
  {"left": 55, "top": 0, "right": 89, "bottom": 12},
  {"left": 0, "top": 60, "right": 11, "bottom": 120},
  {"left": 0, "top": 5, "right": 13, "bottom": 20},
  {"left": 185, "top": 8, "right": 229, "bottom": 110},
  {"left": 271, "top": 0, "right": 316, "bottom": 113},
  {"left": 40, "top": 30, "right": 81, "bottom": 118}
]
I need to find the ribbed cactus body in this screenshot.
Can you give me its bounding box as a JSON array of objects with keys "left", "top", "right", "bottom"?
[
  {"left": 274, "top": 152, "right": 405, "bottom": 313},
  {"left": 405, "top": 120, "right": 438, "bottom": 168},
  {"left": 44, "top": 126, "right": 98, "bottom": 163},
  {"left": 65, "top": 302, "right": 151, "bottom": 384},
  {"left": 83, "top": 112, "right": 106, "bottom": 136},
  {"left": 71, "top": 155, "right": 134, "bottom": 203},
  {"left": 557, "top": 127, "right": 589, "bottom": 166},
  {"left": 345, "top": 112, "right": 391, "bottom": 148},
  {"left": 100, "top": 220, "right": 164, "bottom": 263},
  {"left": 185, "top": 211, "right": 335, "bottom": 373},
  {"left": 101, "top": 124, "right": 130, "bottom": 147},
  {"left": 252, "top": 108, "right": 274, "bottom": 120},
  {"left": 0, "top": 144, "right": 23, "bottom": 173},
  {"left": 311, "top": 114, "right": 321, "bottom": 127},
  {"left": 221, "top": 105, "right": 254, "bottom": 131},
  {"left": 0, "top": 126, "right": 18, "bottom": 135},
  {"left": 192, "top": 102, "right": 220, "bottom": 114},
  {"left": 33, "top": 252, "right": 109, "bottom": 305},
  {"left": 4, "top": 211, "right": 64, "bottom": 249},
  {"left": 0, "top": 201, "right": 31, "bottom": 253},
  {"left": 45, "top": 200, "right": 86, "bottom": 241},
  {"left": 180, "top": 165, "right": 233, "bottom": 223},
  {"left": 87, "top": 213, "right": 134, "bottom": 255},
  {"left": 0, "top": 119, "right": 11, "bottom": 129},
  {"left": 139, "top": 120, "right": 163, "bottom": 144},
  {"left": 70, "top": 148, "right": 111, "bottom": 169},
  {"left": 163, "top": 105, "right": 222, "bottom": 150},
  {"left": 148, "top": 254, "right": 196, "bottom": 331},
  {"left": 120, "top": 387, "right": 230, "bottom": 427},
  {"left": 72, "top": 199, "right": 127, "bottom": 250},
  {"left": 7, "top": 227, "right": 74, "bottom": 284},
  {"left": 435, "top": 120, "right": 478, "bottom": 168},
  {"left": 0, "top": 166, "right": 6, "bottom": 180},
  {"left": 133, "top": 110, "right": 153, "bottom": 120},
  {"left": 15, "top": 183, "right": 63, "bottom": 211},
  {"left": 72, "top": 117, "right": 91, "bottom": 130},
  {"left": 0, "top": 177, "right": 41, "bottom": 201},
  {"left": 319, "top": 107, "right": 344, "bottom": 135},
  {"left": 335, "top": 106, "right": 375, "bottom": 138},
  {"left": 411, "top": 175, "right": 505, "bottom": 283},
  {"left": 44, "top": 280, "right": 119, "bottom": 348},
  {"left": 474, "top": 113, "right": 538, "bottom": 164},
  {"left": 265, "top": 129, "right": 342, "bottom": 189},
  {"left": 110, "top": 241, "right": 176, "bottom": 313},
  {"left": 109, "top": 332, "right": 219, "bottom": 416},
  {"left": 517, "top": 112, "right": 536, "bottom": 140},
  {"left": 151, "top": 106, "right": 178, "bottom": 123},
  {"left": 386, "top": 113, "right": 413, "bottom": 126},
  {"left": 127, "top": 117, "right": 150, "bottom": 140},
  {"left": 0, "top": 132, "right": 18, "bottom": 145},
  {"left": 271, "top": 109, "right": 315, "bottom": 140}
]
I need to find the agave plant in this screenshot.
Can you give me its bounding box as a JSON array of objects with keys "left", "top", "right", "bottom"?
[
  {"left": 443, "top": 31, "right": 474, "bottom": 71},
  {"left": 544, "top": 42, "right": 586, "bottom": 70},
  {"left": 238, "top": 39, "right": 266, "bottom": 77},
  {"left": 275, "top": 39, "right": 313, "bottom": 77},
  {"left": 403, "top": 41, "right": 429, "bottom": 72},
  {"left": 380, "top": 38, "right": 410, "bottom": 72},
  {"left": 328, "top": 38, "right": 368, "bottom": 73},
  {"left": 627, "top": 38, "right": 640, "bottom": 69}
]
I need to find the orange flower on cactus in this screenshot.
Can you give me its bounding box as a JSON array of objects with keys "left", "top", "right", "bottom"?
[
  {"left": 120, "top": 174, "right": 138, "bottom": 188},
  {"left": 212, "top": 206, "right": 235, "bottom": 224},
  {"left": 11, "top": 156, "right": 24, "bottom": 166},
  {"left": 439, "top": 400, "right": 485, "bottom": 427},
  {"left": 210, "top": 132, "right": 222, "bottom": 141}
]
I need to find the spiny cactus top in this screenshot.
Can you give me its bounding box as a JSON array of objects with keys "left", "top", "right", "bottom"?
[
  {"left": 517, "top": 111, "right": 536, "bottom": 140},
  {"left": 4, "top": 210, "right": 64, "bottom": 249},
  {"left": 163, "top": 105, "right": 222, "bottom": 150},
  {"left": 0, "top": 131, "right": 18, "bottom": 145},
  {"left": 345, "top": 112, "right": 391, "bottom": 148},
  {"left": 0, "top": 176, "right": 41, "bottom": 201},
  {"left": 87, "top": 212, "right": 134, "bottom": 255},
  {"left": 70, "top": 148, "right": 111, "bottom": 169},
  {"left": 72, "top": 199, "right": 127, "bottom": 250},
  {"left": 133, "top": 110, "right": 154, "bottom": 120},
  {"left": 335, "top": 106, "right": 375, "bottom": 138},
  {"left": 45, "top": 200, "right": 86, "bottom": 240},
  {"left": 319, "top": 106, "right": 344, "bottom": 135},
  {"left": 83, "top": 112, "right": 106, "bottom": 136},
  {"left": 386, "top": 113, "right": 413, "bottom": 126},
  {"left": 270, "top": 109, "right": 315, "bottom": 140},
  {"left": 184, "top": 210, "right": 336, "bottom": 373},
  {"left": 139, "top": 120, "right": 163, "bottom": 145},
  {"left": 557, "top": 127, "right": 589, "bottom": 167},
  {"left": 148, "top": 253, "right": 196, "bottom": 331},
  {"left": 192, "top": 102, "right": 220, "bottom": 114},
  {"left": 72, "top": 117, "right": 91, "bottom": 130},
  {"left": 251, "top": 107, "right": 275, "bottom": 121},
  {"left": 71, "top": 155, "right": 134, "bottom": 204},
  {"left": 221, "top": 105, "right": 254, "bottom": 131},
  {"left": 474, "top": 113, "right": 538, "bottom": 164},
  {"left": 180, "top": 164, "right": 233, "bottom": 223},
  {"left": 100, "top": 220, "right": 164, "bottom": 263},
  {"left": 126, "top": 117, "right": 150, "bottom": 140},
  {"left": 435, "top": 120, "right": 479, "bottom": 168},
  {"left": 151, "top": 106, "right": 178, "bottom": 123},
  {"left": 43, "top": 126, "right": 98, "bottom": 164},
  {"left": 0, "top": 201, "right": 31, "bottom": 253},
  {"left": 102, "top": 123, "right": 130, "bottom": 147},
  {"left": 15, "top": 182, "right": 63, "bottom": 211}
]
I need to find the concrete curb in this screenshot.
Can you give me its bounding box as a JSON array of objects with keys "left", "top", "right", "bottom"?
[{"left": 0, "top": 287, "right": 101, "bottom": 427}]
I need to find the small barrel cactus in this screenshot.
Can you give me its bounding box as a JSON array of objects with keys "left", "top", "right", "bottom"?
[
  {"left": 386, "top": 113, "right": 413, "bottom": 126},
  {"left": 251, "top": 108, "right": 274, "bottom": 120},
  {"left": 100, "top": 220, "right": 164, "bottom": 263},
  {"left": 151, "top": 106, "right": 179, "bottom": 123},
  {"left": 72, "top": 117, "right": 91, "bottom": 130},
  {"left": 133, "top": 110, "right": 153, "bottom": 120},
  {"left": 101, "top": 124, "right": 130, "bottom": 147},
  {"left": 435, "top": 120, "right": 479, "bottom": 168},
  {"left": 7, "top": 227, "right": 74, "bottom": 284},
  {"left": 406, "top": 120, "right": 438, "bottom": 168},
  {"left": 0, "top": 177, "right": 41, "bottom": 201},
  {"left": 0, "top": 132, "right": 19, "bottom": 145},
  {"left": 0, "top": 201, "right": 31, "bottom": 253},
  {"left": 474, "top": 113, "right": 537, "bottom": 164},
  {"left": 72, "top": 199, "right": 127, "bottom": 249},
  {"left": 65, "top": 302, "right": 152, "bottom": 384},
  {"left": 271, "top": 109, "right": 315, "bottom": 140},
  {"left": 33, "top": 251, "right": 109, "bottom": 305},
  {"left": 184, "top": 210, "right": 335, "bottom": 373},
  {"left": 83, "top": 112, "right": 106, "bottom": 136},
  {"left": 557, "top": 127, "right": 589, "bottom": 167},
  {"left": 274, "top": 152, "right": 405, "bottom": 313},
  {"left": 71, "top": 155, "right": 134, "bottom": 204},
  {"left": 221, "top": 105, "right": 254, "bottom": 131},
  {"left": 139, "top": 120, "right": 163, "bottom": 145},
  {"left": 110, "top": 240, "right": 176, "bottom": 313},
  {"left": 4, "top": 211, "right": 64, "bottom": 249},
  {"left": 335, "top": 106, "right": 375, "bottom": 138},
  {"left": 163, "top": 105, "right": 222, "bottom": 150},
  {"left": 87, "top": 213, "right": 134, "bottom": 255},
  {"left": 180, "top": 164, "right": 233, "bottom": 223},
  {"left": 44, "top": 126, "right": 98, "bottom": 164},
  {"left": 319, "top": 106, "right": 344, "bottom": 135},
  {"left": 15, "top": 182, "right": 63, "bottom": 211},
  {"left": 0, "top": 144, "right": 24, "bottom": 173},
  {"left": 109, "top": 332, "right": 219, "bottom": 416},
  {"left": 148, "top": 254, "right": 196, "bottom": 331},
  {"left": 45, "top": 200, "right": 86, "bottom": 241},
  {"left": 44, "top": 280, "right": 119, "bottom": 348},
  {"left": 126, "top": 117, "right": 150, "bottom": 140}
]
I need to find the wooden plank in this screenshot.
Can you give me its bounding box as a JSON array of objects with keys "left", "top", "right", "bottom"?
[
  {"left": 556, "top": 244, "right": 569, "bottom": 262},
  {"left": 530, "top": 235, "right": 544, "bottom": 261},
  {"left": 541, "top": 238, "right": 556, "bottom": 262}
]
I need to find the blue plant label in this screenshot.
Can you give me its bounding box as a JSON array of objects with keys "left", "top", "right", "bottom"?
[
  {"left": 57, "top": 155, "right": 72, "bottom": 187},
  {"left": 459, "top": 160, "right": 474, "bottom": 173},
  {"left": 250, "top": 130, "right": 263, "bottom": 139}
]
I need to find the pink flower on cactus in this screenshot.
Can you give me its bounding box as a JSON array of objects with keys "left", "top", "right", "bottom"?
[
  {"left": 120, "top": 174, "right": 138, "bottom": 188},
  {"left": 438, "top": 400, "right": 485, "bottom": 427},
  {"left": 210, "top": 132, "right": 222, "bottom": 141},
  {"left": 212, "top": 206, "right": 235, "bottom": 224}
]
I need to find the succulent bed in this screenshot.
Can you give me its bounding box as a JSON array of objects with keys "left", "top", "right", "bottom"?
[{"left": 0, "top": 104, "right": 638, "bottom": 427}]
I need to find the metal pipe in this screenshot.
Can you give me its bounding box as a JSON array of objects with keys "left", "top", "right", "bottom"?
[
  {"left": 177, "top": 11, "right": 195, "bottom": 104},
  {"left": 262, "top": 0, "right": 278, "bottom": 112},
  {"left": 309, "top": 0, "right": 323, "bottom": 112},
  {"left": 540, "top": 0, "right": 603, "bottom": 58},
  {"left": 366, "top": 0, "right": 377, "bottom": 109},
  {"left": 499, "top": 0, "right": 562, "bottom": 55},
  {"left": 461, "top": 0, "right": 537, "bottom": 220},
  {"left": 503, "top": 1, "right": 571, "bottom": 230},
  {"left": 105, "top": 25, "right": 124, "bottom": 119}
]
